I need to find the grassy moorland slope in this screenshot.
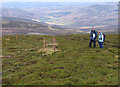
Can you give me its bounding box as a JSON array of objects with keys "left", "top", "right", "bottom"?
[{"left": 2, "top": 34, "right": 119, "bottom": 85}]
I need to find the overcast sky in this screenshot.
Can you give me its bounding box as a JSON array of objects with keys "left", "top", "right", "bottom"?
[{"left": 2, "top": 0, "right": 120, "bottom": 2}]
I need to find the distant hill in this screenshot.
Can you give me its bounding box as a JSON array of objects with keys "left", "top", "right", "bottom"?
[
  {"left": 2, "top": 18, "right": 76, "bottom": 35},
  {"left": 2, "top": 2, "right": 98, "bottom": 9},
  {"left": 61, "top": 4, "right": 118, "bottom": 27},
  {"left": 2, "top": 2, "right": 118, "bottom": 34},
  {"left": 2, "top": 8, "right": 34, "bottom": 19},
  {"left": 2, "top": 17, "right": 46, "bottom": 24}
]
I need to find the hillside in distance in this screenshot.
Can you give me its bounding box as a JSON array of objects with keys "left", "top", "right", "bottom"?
[
  {"left": 2, "top": 18, "right": 77, "bottom": 35},
  {"left": 2, "top": 2, "right": 118, "bottom": 34},
  {"left": 2, "top": 2, "right": 98, "bottom": 9}
]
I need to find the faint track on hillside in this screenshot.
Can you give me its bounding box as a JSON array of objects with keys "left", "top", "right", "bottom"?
[{"left": 2, "top": 57, "right": 42, "bottom": 78}]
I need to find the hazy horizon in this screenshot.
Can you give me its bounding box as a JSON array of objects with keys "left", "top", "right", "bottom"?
[{"left": 2, "top": 0, "right": 120, "bottom": 2}]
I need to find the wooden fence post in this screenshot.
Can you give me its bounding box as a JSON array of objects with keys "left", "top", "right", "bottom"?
[
  {"left": 44, "top": 37, "right": 46, "bottom": 50},
  {"left": 16, "top": 34, "right": 18, "bottom": 40},
  {"left": 2, "top": 30, "right": 4, "bottom": 39},
  {"left": 46, "top": 39, "right": 47, "bottom": 52},
  {"left": 57, "top": 41, "right": 59, "bottom": 50},
  {"left": 53, "top": 38, "right": 56, "bottom": 52}
]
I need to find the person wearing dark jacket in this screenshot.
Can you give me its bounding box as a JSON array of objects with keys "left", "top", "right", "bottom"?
[{"left": 89, "top": 28, "right": 97, "bottom": 48}]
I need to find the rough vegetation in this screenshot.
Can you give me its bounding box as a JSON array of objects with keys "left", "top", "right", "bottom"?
[{"left": 2, "top": 34, "right": 119, "bottom": 85}]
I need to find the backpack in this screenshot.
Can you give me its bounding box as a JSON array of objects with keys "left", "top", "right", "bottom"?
[{"left": 103, "top": 33, "right": 105, "bottom": 41}]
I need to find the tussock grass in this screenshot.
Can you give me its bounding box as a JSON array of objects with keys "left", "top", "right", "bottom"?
[{"left": 2, "top": 34, "right": 119, "bottom": 85}]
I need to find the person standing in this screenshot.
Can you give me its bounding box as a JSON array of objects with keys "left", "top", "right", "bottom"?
[
  {"left": 89, "top": 27, "right": 97, "bottom": 48},
  {"left": 98, "top": 32, "right": 104, "bottom": 48}
]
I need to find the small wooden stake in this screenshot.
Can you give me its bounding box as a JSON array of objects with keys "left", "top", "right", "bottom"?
[
  {"left": 57, "top": 41, "right": 59, "bottom": 50},
  {"left": 2, "top": 30, "right": 4, "bottom": 39},
  {"left": 53, "top": 38, "right": 54, "bottom": 52},
  {"left": 44, "top": 37, "right": 46, "bottom": 50},
  {"left": 16, "top": 34, "right": 18, "bottom": 40},
  {"left": 53, "top": 38, "right": 56, "bottom": 52},
  {"left": 46, "top": 40, "right": 47, "bottom": 52}
]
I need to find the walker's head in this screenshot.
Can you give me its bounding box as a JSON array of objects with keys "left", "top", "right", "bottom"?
[
  {"left": 92, "top": 26, "right": 95, "bottom": 31},
  {"left": 92, "top": 28, "right": 94, "bottom": 31},
  {"left": 92, "top": 27, "right": 94, "bottom": 31},
  {"left": 98, "top": 31, "right": 102, "bottom": 34}
]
